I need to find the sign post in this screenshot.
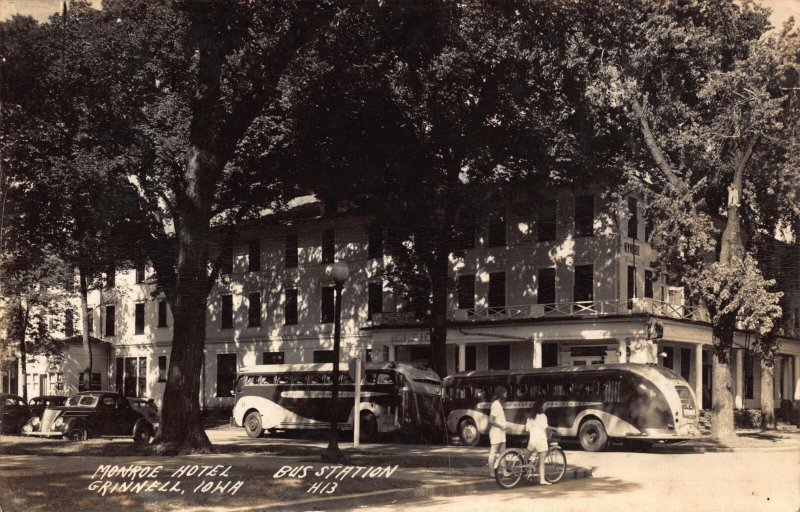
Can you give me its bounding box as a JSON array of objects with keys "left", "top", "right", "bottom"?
[{"left": 350, "top": 357, "right": 363, "bottom": 447}]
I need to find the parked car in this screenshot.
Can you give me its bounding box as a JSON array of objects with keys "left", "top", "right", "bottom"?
[
  {"left": 21, "top": 391, "right": 155, "bottom": 443},
  {"left": 0, "top": 393, "right": 32, "bottom": 435},
  {"left": 28, "top": 395, "right": 68, "bottom": 419},
  {"left": 127, "top": 397, "right": 159, "bottom": 427}
]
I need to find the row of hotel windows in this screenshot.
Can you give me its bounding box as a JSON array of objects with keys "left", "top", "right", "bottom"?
[
  {"left": 88, "top": 197, "right": 650, "bottom": 289},
  {"left": 216, "top": 195, "right": 652, "bottom": 275},
  {"left": 64, "top": 300, "right": 170, "bottom": 338},
  {"left": 64, "top": 264, "right": 668, "bottom": 336}
]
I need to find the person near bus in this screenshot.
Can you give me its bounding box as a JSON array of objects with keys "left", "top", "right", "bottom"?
[
  {"left": 487, "top": 385, "right": 508, "bottom": 477},
  {"left": 525, "top": 399, "right": 552, "bottom": 485}
]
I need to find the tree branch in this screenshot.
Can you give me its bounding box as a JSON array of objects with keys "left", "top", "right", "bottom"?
[{"left": 631, "top": 94, "right": 683, "bottom": 189}]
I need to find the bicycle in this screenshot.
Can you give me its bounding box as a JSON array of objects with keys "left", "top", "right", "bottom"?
[{"left": 494, "top": 441, "right": 567, "bottom": 489}]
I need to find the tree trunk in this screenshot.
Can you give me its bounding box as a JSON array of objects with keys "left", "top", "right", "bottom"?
[
  {"left": 18, "top": 303, "right": 28, "bottom": 401},
  {"left": 428, "top": 252, "right": 450, "bottom": 378},
  {"left": 760, "top": 360, "right": 775, "bottom": 430},
  {"left": 157, "top": 207, "right": 213, "bottom": 453},
  {"left": 79, "top": 268, "right": 92, "bottom": 390},
  {"left": 710, "top": 345, "right": 736, "bottom": 440}
]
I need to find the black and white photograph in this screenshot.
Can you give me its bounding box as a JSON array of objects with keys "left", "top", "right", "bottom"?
[{"left": 0, "top": 0, "right": 799, "bottom": 511}]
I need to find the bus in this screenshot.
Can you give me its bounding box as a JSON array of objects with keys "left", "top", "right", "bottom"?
[
  {"left": 442, "top": 363, "right": 700, "bottom": 451},
  {"left": 231, "top": 362, "right": 442, "bottom": 441}
]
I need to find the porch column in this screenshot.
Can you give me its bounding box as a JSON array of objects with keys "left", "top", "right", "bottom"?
[
  {"left": 793, "top": 355, "right": 800, "bottom": 401},
  {"left": 734, "top": 348, "right": 744, "bottom": 410},
  {"left": 694, "top": 344, "right": 703, "bottom": 410},
  {"left": 774, "top": 358, "right": 781, "bottom": 401},
  {"left": 458, "top": 344, "right": 466, "bottom": 372},
  {"left": 618, "top": 339, "right": 627, "bottom": 363},
  {"left": 388, "top": 345, "right": 396, "bottom": 362},
  {"left": 533, "top": 338, "right": 542, "bottom": 369}
]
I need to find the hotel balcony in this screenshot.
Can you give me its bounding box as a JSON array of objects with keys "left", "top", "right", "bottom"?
[{"left": 370, "top": 298, "right": 711, "bottom": 326}]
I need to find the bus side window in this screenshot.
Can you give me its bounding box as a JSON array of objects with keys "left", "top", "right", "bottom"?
[
  {"left": 308, "top": 374, "right": 324, "bottom": 385},
  {"left": 276, "top": 374, "right": 290, "bottom": 385},
  {"left": 377, "top": 373, "right": 394, "bottom": 385},
  {"left": 581, "top": 381, "right": 599, "bottom": 397},
  {"left": 340, "top": 373, "right": 354, "bottom": 384},
  {"left": 363, "top": 372, "right": 377, "bottom": 385},
  {"left": 321, "top": 373, "right": 333, "bottom": 385},
  {"left": 235, "top": 377, "right": 245, "bottom": 393}
]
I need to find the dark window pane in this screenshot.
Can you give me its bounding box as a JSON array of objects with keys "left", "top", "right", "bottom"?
[
  {"left": 105, "top": 305, "right": 116, "bottom": 336},
  {"left": 465, "top": 346, "right": 476, "bottom": 371},
  {"left": 124, "top": 357, "right": 137, "bottom": 397},
  {"left": 158, "top": 301, "right": 168, "bottom": 328},
  {"left": 680, "top": 348, "right": 691, "bottom": 381},
  {"left": 368, "top": 224, "right": 383, "bottom": 259},
  {"left": 538, "top": 200, "right": 557, "bottom": 241},
  {"left": 368, "top": 282, "right": 383, "bottom": 319},
  {"left": 135, "top": 263, "right": 145, "bottom": 284},
  {"left": 248, "top": 239, "right": 261, "bottom": 272},
  {"left": 488, "top": 215, "right": 506, "bottom": 247},
  {"left": 134, "top": 303, "right": 145, "bottom": 334},
  {"left": 221, "top": 295, "right": 233, "bottom": 329},
  {"left": 537, "top": 268, "right": 556, "bottom": 304},
  {"left": 459, "top": 215, "right": 476, "bottom": 250},
  {"left": 262, "top": 352, "right": 285, "bottom": 364},
  {"left": 285, "top": 289, "right": 298, "bottom": 325},
  {"left": 313, "top": 350, "right": 336, "bottom": 363},
  {"left": 542, "top": 342, "right": 558, "bottom": 367},
  {"left": 321, "top": 286, "right": 335, "bottom": 323},
  {"left": 644, "top": 270, "right": 654, "bottom": 299},
  {"left": 744, "top": 352, "right": 754, "bottom": 399},
  {"left": 216, "top": 354, "right": 237, "bottom": 397},
  {"left": 574, "top": 265, "right": 594, "bottom": 302},
  {"left": 627, "top": 197, "right": 638, "bottom": 239},
  {"left": 221, "top": 242, "right": 233, "bottom": 274},
  {"left": 248, "top": 293, "right": 261, "bottom": 327},
  {"left": 115, "top": 358, "right": 124, "bottom": 394},
  {"left": 322, "top": 229, "right": 335, "bottom": 264},
  {"left": 65, "top": 310, "right": 74, "bottom": 337},
  {"left": 457, "top": 275, "right": 475, "bottom": 309},
  {"left": 138, "top": 357, "right": 146, "bottom": 398},
  {"left": 627, "top": 266, "right": 636, "bottom": 309},
  {"left": 662, "top": 346, "right": 674, "bottom": 369},
  {"left": 488, "top": 272, "right": 506, "bottom": 308},
  {"left": 410, "top": 346, "right": 431, "bottom": 362},
  {"left": 285, "top": 234, "right": 298, "bottom": 268},
  {"left": 575, "top": 195, "right": 594, "bottom": 237},
  {"left": 488, "top": 345, "right": 510, "bottom": 370},
  {"left": 106, "top": 266, "right": 115, "bottom": 288},
  {"left": 158, "top": 356, "right": 167, "bottom": 382}
]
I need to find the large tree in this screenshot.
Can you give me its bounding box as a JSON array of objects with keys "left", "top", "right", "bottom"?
[{"left": 581, "top": 0, "right": 798, "bottom": 439}]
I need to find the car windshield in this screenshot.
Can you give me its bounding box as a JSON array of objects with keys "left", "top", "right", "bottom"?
[{"left": 66, "top": 395, "right": 98, "bottom": 407}]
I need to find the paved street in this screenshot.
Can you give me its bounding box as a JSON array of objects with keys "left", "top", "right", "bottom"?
[{"left": 2, "top": 427, "right": 798, "bottom": 511}]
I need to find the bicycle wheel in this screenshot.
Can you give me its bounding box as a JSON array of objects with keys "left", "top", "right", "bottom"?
[
  {"left": 495, "top": 449, "right": 526, "bottom": 489},
  {"left": 543, "top": 447, "right": 567, "bottom": 483}
]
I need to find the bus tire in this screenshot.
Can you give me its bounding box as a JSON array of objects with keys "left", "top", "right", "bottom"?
[
  {"left": 579, "top": 418, "right": 608, "bottom": 452},
  {"left": 244, "top": 411, "right": 264, "bottom": 438},
  {"left": 458, "top": 418, "right": 480, "bottom": 447},
  {"left": 359, "top": 411, "right": 378, "bottom": 443}
]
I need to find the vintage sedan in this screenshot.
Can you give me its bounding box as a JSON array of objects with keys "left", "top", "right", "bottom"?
[
  {"left": 21, "top": 391, "right": 155, "bottom": 443},
  {"left": 0, "top": 393, "right": 32, "bottom": 435},
  {"left": 29, "top": 395, "right": 68, "bottom": 419}
]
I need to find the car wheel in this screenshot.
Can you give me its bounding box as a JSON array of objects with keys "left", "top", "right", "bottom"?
[
  {"left": 244, "top": 411, "right": 263, "bottom": 438},
  {"left": 133, "top": 422, "right": 155, "bottom": 444},
  {"left": 65, "top": 427, "right": 88, "bottom": 442},
  {"left": 579, "top": 418, "right": 608, "bottom": 452},
  {"left": 359, "top": 411, "right": 378, "bottom": 443},
  {"left": 458, "top": 418, "right": 480, "bottom": 447}
]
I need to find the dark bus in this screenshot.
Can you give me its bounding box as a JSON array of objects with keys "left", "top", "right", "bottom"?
[
  {"left": 231, "top": 362, "right": 441, "bottom": 442},
  {"left": 442, "top": 363, "right": 700, "bottom": 451}
]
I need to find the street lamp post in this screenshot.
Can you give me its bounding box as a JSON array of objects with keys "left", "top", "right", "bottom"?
[{"left": 323, "top": 262, "right": 349, "bottom": 463}]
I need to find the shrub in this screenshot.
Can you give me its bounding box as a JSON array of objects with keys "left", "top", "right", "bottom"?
[{"left": 733, "top": 408, "right": 762, "bottom": 429}]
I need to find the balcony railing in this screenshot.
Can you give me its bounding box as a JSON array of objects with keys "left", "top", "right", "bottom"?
[{"left": 370, "top": 298, "right": 711, "bottom": 326}]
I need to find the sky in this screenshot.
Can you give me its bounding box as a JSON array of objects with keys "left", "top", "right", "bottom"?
[{"left": 2, "top": 0, "right": 799, "bottom": 25}]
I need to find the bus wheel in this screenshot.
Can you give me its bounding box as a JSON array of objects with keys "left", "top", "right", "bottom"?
[
  {"left": 579, "top": 419, "right": 608, "bottom": 452},
  {"left": 458, "top": 418, "right": 480, "bottom": 447},
  {"left": 244, "top": 411, "right": 264, "bottom": 438},
  {"left": 359, "top": 412, "right": 378, "bottom": 443}
]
